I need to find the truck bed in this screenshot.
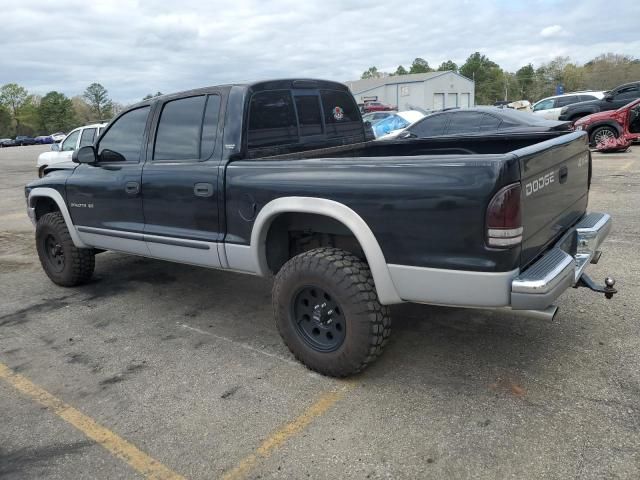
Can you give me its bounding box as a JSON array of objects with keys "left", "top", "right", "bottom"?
[{"left": 230, "top": 131, "right": 590, "bottom": 272}]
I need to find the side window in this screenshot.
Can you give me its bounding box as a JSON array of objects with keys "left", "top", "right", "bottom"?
[
  {"left": 409, "top": 113, "right": 449, "bottom": 137},
  {"left": 61, "top": 130, "right": 80, "bottom": 151},
  {"left": 200, "top": 95, "right": 221, "bottom": 160},
  {"left": 248, "top": 90, "right": 298, "bottom": 148},
  {"left": 480, "top": 114, "right": 502, "bottom": 131},
  {"left": 294, "top": 95, "right": 323, "bottom": 136},
  {"left": 555, "top": 96, "right": 579, "bottom": 107},
  {"left": 98, "top": 106, "right": 149, "bottom": 163},
  {"left": 533, "top": 99, "right": 554, "bottom": 111},
  {"left": 79, "top": 128, "right": 96, "bottom": 147},
  {"left": 579, "top": 95, "right": 597, "bottom": 102},
  {"left": 320, "top": 90, "right": 361, "bottom": 137},
  {"left": 445, "top": 111, "right": 484, "bottom": 134},
  {"left": 616, "top": 85, "right": 639, "bottom": 100},
  {"left": 154, "top": 96, "right": 206, "bottom": 161}
]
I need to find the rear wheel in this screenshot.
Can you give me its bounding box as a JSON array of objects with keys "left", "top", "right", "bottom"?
[
  {"left": 36, "top": 212, "right": 95, "bottom": 286},
  {"left": 273, "top": 247, "right": 391, "bottom": 377},
  {"left": 590, "top": 126, "right": 618, "bottom": 147}
]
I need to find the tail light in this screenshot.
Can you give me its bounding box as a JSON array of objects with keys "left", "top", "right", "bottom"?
[{"left": 486, "top": 183, "right": 522, "bottom": 247}]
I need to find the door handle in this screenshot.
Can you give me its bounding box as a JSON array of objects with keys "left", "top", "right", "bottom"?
[
  {"left": 559, "top": 166, "right": 568, "bottom": 184},
  {"left": 125, "top": 181, "right": 140, "bottom": 195},
  {"left": 194, "top": 182, "right": 214, "bottom": 197}
]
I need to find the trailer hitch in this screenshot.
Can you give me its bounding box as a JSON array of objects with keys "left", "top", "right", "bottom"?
[{"left": 575, "top": 273, "right": 617, "bottom": 299}]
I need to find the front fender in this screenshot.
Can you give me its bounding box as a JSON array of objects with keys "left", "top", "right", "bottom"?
[{"left": 27, "top": 187, "right": 87, "bottom": 248}]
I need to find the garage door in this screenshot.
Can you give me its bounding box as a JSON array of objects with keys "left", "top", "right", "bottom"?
[
  {"left": 460, "top": 93, "right": 470, "bottom": 107},
  {"left": 447, "top": 93, "right": 458, "bottom": 108},
  {"left": 433, "top": 93, "right": 444, "bottom": 110}
]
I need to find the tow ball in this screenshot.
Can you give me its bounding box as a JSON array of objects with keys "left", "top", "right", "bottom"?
[{"left": 575, "top": 273, "right": 617, "bottom": 299}]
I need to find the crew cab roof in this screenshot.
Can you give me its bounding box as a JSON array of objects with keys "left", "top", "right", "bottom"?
[{"left": 127, "top": 79, "right": 351, "bottom": 109}]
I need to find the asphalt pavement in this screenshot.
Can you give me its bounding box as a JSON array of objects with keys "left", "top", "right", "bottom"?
[{"left": 0, "top": 144, "right": 638, "bottom": 479}]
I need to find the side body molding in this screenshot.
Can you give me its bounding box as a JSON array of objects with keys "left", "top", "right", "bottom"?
[
  {"left": 249, "top": 197, "right": 403, "bottom": 305},
  {"left": 28, "top": 187, "right": 88, "bottom": 248}
]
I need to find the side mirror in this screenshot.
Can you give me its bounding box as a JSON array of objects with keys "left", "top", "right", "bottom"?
[
  {"left": 50, "top": 143, "right": 60, "bottom": 151},
  {"left": 73, "top": 145, "right": 97, "bottom": 164},
  {"left": 604, "top": 95, "right": 614, "bottom": 102}
]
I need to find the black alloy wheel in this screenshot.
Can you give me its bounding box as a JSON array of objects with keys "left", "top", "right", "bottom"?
[
  {"left": 42, "top": 233, "right": 65, "bottom": 273},
  {"left": 291, "top": 286, "right": 346, "bottom": 352}
]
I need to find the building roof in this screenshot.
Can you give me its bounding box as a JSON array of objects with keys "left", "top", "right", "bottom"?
[{"left": 345, "top": 71, "right": 473, "bottom": 95}]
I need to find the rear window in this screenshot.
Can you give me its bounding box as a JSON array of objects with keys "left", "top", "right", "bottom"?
[
  {"left": 248, "top": 91, "right": 298, "bottom": 148},
  {"left": 294, "top": 95, "right": 323, "bottom": 136},
  {"left": 320, "top": 90, "right": 361, "bottom": 137}
]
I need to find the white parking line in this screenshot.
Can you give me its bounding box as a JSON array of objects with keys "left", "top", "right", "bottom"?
[{"left": 176, "top": 322, "right": 301, "bottom": 367}]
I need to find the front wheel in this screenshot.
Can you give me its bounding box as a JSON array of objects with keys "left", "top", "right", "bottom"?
[
  {"left": 590, "top": 126, "right": 618, "bottom": 147},
  {"left": 35, "top": 212, "right": 95, "bottom": 286},
  {"left": 273, "top": 247, "right": 391, "bottom": 377}
]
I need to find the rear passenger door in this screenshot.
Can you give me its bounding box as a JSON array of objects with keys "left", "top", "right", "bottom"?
[{"left": 141, "top": 93, "right": 223, "bottom": 267}]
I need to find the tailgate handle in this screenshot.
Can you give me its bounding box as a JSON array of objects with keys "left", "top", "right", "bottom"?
[{"left": 559, "top": 166, "right": 568, "bottom": 184}]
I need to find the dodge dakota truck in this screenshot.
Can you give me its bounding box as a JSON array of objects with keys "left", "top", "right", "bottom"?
[{"left": 26, "top": 79, "right": 617, "bottom": 377}]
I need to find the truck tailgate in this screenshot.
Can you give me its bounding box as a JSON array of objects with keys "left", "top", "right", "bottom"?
[{"left": 515, "top": 132, "right": 590, "bottom": 268}]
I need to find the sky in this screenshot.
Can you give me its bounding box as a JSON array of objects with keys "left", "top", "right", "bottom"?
[{"left": 1, "top": 0, "right": 639, "bottom": 104}]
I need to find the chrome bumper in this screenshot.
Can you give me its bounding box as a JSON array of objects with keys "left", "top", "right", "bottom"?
[{"left": 511, "top": 212, "right": 611, "bottom": 310}]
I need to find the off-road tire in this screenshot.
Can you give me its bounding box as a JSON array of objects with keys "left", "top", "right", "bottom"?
[
  {"left": 36, "top": 212, "right": 95, "bottom": 286},
  {"left": 589, "top": 126, "right": 618, "bottom": 147},
  {"left": 273, "top": 247, "right": 391, "bottom": 377}
]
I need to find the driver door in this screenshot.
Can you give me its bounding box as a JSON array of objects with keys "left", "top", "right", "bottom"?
[{"left": 66, "top": 106, "right": 152, "bottom": 255}]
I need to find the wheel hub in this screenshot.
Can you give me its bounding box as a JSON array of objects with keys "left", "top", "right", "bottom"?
[
  {"left": 43, "top": 233, "right": 65, "bottom": 273},
  {"left": 292, "top": 286, "right": 346, "bottom": 352},
  {"left": 312, "top": 302, "right": 334, "bottom": 326}
]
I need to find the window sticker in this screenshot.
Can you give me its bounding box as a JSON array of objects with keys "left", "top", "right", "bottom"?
[{"left": 332, "top": 106, "right": 344, "bottom": 121}]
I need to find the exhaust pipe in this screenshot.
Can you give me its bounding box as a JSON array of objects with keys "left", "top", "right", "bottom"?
[{"left": 511, "top": 305, "right": 558, "bottom": 321}]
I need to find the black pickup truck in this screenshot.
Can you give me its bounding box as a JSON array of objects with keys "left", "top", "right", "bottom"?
[{"left": 26, "top": 79, "right": 616, "bottom": 377}]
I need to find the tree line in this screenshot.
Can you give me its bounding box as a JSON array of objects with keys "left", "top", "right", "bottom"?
[
  {"left": 0, "top": 82, "right": 117, "bottom": 138},
  {"left": 0, "top": 83, "right": 166, "bottom": 138},
  {"left": 361, "top": 52, "right": 640, "bottom": 105}
]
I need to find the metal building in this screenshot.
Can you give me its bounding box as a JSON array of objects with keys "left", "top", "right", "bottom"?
[{"left": 345, "top": 71, "right": 475, "bottom": 111}]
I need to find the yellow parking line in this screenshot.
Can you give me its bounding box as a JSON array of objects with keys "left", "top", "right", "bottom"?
[
  {"left": 221, "top": 382, "right": 354, "bottom": 480},
  {"left": 0, "top": 362, "right": 185, "bottom": 480}
]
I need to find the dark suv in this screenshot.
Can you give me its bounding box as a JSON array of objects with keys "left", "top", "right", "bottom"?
[
  {"left": 559, "top": 82, "right": 640, "bottom": 121},
  {"left": 15, "top": 135, "right": 37, "bottom": 146}
]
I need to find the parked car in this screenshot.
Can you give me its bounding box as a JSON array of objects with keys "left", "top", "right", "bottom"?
[
  {"left": 14, "top": 135, "right": 37, "bottom": 146},
  {"left": 0, "top": 138, "right": 16, "bottom": 148},
  {"left": 50, "top": 132, "right": 67, "bottom": 143},
  {"left": 558, "top": 82, "right": 640, "bottom": 121},
  {"left": 34, "top": 135, "right": 54, "bottom": 144},
  {"left": 36, "top": 123, "right": 106, "bottom": 177},
  {"left": 372, "top": 110, "right": 425, "bottom": 138},
  {"left": 362, "top": 111, "right": 395, "bottom": 124},
  {"left": 363, "top": 101, "right": 396, "bottom": 113},
  {"left": 574, "top": 98, "right": 640, "bottom": 149},
  {"left": 532, "top": 91, "right": 605, "bottom": 120},
  {"left": 25, "top": 78, "right": 616, "bottom": 377},
  {"left": 388, "top": 107, "right": 572, "bottom": 140}
]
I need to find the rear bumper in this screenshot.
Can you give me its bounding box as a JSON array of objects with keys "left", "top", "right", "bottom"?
[{"left": 511, "top": 212, "right": 611, "bottom": 310}]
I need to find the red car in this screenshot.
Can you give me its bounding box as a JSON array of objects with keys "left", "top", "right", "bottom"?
[
  {"left": 574, "top": 98, "right": 640, "bottom": 151},
  {"left": 363, "top": 101, "right": 396, "bottom": 113}
]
